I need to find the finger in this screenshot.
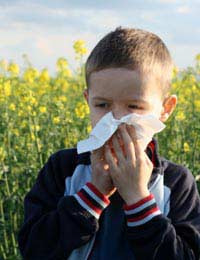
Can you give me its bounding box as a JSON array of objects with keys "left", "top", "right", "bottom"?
[
  {"left": 116, "top": 129, "right": 126, "bottom": 156},
  {"left": 127, "top": 125, "right": 144, "bottom": 154},
  {"left": 106, "top": 138, "right": 117, "bottom": 160},
  {"left": 105, "top": 144, "right": 118, "bottom": 173},
  {"left": 126, "top": 124, "right": 141, "bottom": 158},
  {"left": 119, "top": 124, "right": 135, "bottom": 161},
  {"left": 126, "top": 124, "right": 137, "bottom": 141},
  {"left": 144, "top": 151, "right": 153, "bottom": 169},
  {"left": 91, "top": 146, "right": 104, "bottom": 161},
  {"left": 111, "top": 133, "right": 125, "bottom": 164},
  {"left": 131, "top": 135, "right": 143, "bottom": 160}
]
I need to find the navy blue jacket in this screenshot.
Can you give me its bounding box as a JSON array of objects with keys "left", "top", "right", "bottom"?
[{"left": 18, "top": 140, "right": 200, "bottom": 259}]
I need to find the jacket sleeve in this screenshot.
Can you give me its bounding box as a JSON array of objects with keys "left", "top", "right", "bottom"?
[
  {"left": 17, "top": 150, "right": 108, "bottom": 260},
  {"left": 123, "top": 165, "right": 200, "bottom": 260}
]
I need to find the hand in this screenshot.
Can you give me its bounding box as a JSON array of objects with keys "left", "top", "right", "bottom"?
[
  {"left": 90, "top": 146, "right": 117, "bottom": 197},
  {"left": 104, "top": 124, "right": 153, "bottom": 205}
]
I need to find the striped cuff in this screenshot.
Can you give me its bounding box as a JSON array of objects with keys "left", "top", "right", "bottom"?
[
  {"left": 123, "top": 193, "right": 161, "bottom": 227},
  {"left": 73, "top": 182, "right": 110, "bottom": 219}
]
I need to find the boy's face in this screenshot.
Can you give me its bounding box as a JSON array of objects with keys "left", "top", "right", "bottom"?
[{"left": 84, "top": 68, "right": 177, "bottom": 128}]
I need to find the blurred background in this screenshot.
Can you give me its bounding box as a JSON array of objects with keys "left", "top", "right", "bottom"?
[
  {"left": 1, "top": 0, "right": 200, "bottom": 72},
  {"left": 0, "top": 0, "right": 200, "bottom": 259}
]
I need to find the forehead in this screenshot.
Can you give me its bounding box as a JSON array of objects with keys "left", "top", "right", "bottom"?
[{"left": 89, "top": 68, "right": 162, "bottom": 101}]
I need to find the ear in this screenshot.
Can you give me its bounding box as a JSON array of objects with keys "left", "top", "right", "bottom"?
[
  {"left": 160, "top": 95, "right": 177, "bottom": 122},
  {"left": 83, "top": 89, "right": 89, "bottom": 104}
]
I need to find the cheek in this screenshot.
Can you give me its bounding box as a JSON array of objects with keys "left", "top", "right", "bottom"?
[
  {"left": 154, "top": 107, "right": 164, "bottom": 119},
  {"left": 89, "top": 108, "right": 107, "bottom": 128},
  {"left": 149, "top": 101, "right": 164, "bottom": 119}
]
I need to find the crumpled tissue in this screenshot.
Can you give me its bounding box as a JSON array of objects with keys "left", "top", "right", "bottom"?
[{"left": 77, "top": 111, "right": 165, "bottom": 154}]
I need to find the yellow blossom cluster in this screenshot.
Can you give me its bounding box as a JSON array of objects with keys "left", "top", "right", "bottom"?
[
  {"left": 8, "top": 62, "right": 20, "bottom": 76},
  {"left": 73, "top": 40, "right": 88, "bottom": 59},
  {"left": 56, "top": 58, "right": 68, "bottom": 70},
  {"left": 23, "top": 68, "right": 39, "bottom": 83},
  {"left": 158, "top": 61, "right": 200, "bottom": 180},
  {"left": 75, "top": 101, "right": 90, "bottom": 119}
]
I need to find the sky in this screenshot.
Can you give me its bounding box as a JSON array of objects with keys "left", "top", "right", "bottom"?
[{"left": 0, "top": 0, "right": 200, "bottom": 74}]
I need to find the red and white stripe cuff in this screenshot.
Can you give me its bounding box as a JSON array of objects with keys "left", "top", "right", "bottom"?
[
  {"left": 123, "top": 193, "right": 161, "bottom": 227},
  {"left": 73, "top": 182, "right": 110, "bottom": 219}
]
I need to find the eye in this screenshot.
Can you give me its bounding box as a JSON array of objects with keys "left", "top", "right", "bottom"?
[
  {"left": 129, "top": 105, "right": 143, "bottom": 109},
  {"left": 95, "top": 103, "right": 109, "bottom": 108}
]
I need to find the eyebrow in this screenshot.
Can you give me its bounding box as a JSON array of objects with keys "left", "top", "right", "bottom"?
[{"left": 92, "top": 96, "right": 150, "bottom": 105}]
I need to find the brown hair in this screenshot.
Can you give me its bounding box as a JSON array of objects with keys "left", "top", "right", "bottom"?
[{"left": 85, "top": 26, "right": 174, "bottom": 97}]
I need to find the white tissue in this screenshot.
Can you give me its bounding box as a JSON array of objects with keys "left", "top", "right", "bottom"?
[{"left": 77, "top": 112, "right": 165, "bottom": 154}]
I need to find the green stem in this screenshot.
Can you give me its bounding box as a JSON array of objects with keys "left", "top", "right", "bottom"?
[
  {"left": 0, "top": 244, "right": 6, "bottom": 260},
  {"left": 0, "top": 200, "right": 9, "bottom": 254},
  {"left": 2, "top": 161, "right": 11, "bottom": 197},
  {"left": 11, "top": 231, "right": 17, "bottom": 256},
  {"left": 32, "top": 116, "right": 43, "bottom": 168}
]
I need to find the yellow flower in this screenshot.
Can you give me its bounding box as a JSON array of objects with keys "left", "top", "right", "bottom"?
[
  {"left": 21, "top": 96, "right": 28, "bottom": 103},
  {"left": 75, "top": 102, "right": 89, "bottom": 119},
  {"left": 13, "top": 129, "right": 19, "bottom": 136},
  {"left": 4, "top": 81, "right": 11, "bottom": 96},
  {"left": 59, "top": 104, "right": 64, "bottom": 110},
  {"left": 9, "top": 103, "right": 16, "bottom": 111},
  {"left": 65, "top": 111, "right": 72, "bottom": 123},
  {"left": 195, "top": 53, "right": 200, "bottom": 62},
  {"left": 23, "top": 68, "right": 39, "bottom": 83},
  {"left": 27, "top": 105, "right": 32, "bottom": 112},
  {"left": 30, "top": 124, "right": 40, "bottom": 132},
  {"left": 35, "top": 125, "right": 40, "bottom": 132},
  {"left": 38, "top": 88, "right": 46, "bottom": 96},
  {"left": 18, "top": 110, "right": 24, "bottom": 117},
  {"left": 64, "top": 137, "right": 70, "bottom": 147},
  {"left": 175, "top": 111, "right": 185, "bottom": 121},
  {"left": 14, "top": 145, "right": 19, "bottom": 151},
  {"left": 37, "top": 141, "right": 42, "bottom": 151},
  {"left": 62, "top": 69, "right": 72, "bottom": 78},
  {"left": 87, "top": 124, "right": 92, "bottom": 133},
  {"left": 192, "top": 85, "right": 197, "bottom": 91},
  {"left": 183, "top": 142, "right": 190, "bottom": 153},
  {"left": 172, "top": 66, "right": 179, "bottom": 78},
  {"left": 59, "top": 95, "right": 67, "bottom": 102},
  {"left": 56, "top": 78, "right": 70, "bottom": 91},
  {"left": 194, "top": 100, "right": 200, "bottom": 111},
  {"left": 39, "top": 69, "right": 50, "bottom": 83},
  {"left": 21, "top": 120, "right": 27, "bottom": 128},
  {"left": 53, "top": 116, "right": 60, "bottom": 124},
  {"left": 73, "top": 40, "right": 88, "bottom": 57},
  {"left": 56, "top": 58, "right": 68, "bottom": 71},
  {"left": 39, "top": 106, "right": 47, "bottom": 113},
  {"left": 30, "top": 133, "right": 36, "bottom": 141},
  {"left": 0, "top": 147, "right": 6, "bottom": 162},
  {"left": 62, "top": 81, "right": 69, "bottom": 91},
  {"left": 31, "top": 111, "right": 37, "bottom": 116},
  {"left": 29, "top": 96, "right": 37, "bottom": 105},
  {"left": 8, "top": 62, "right": 20, "bottom": 76}
]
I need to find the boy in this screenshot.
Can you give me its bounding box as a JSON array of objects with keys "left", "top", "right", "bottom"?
[{"left": 18, "top": 27, "right": 200, "bottom": 259}]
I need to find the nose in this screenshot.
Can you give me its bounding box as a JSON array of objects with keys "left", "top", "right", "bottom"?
[{"left": 112, "top": 106, "right": 128, "bottom": 120}]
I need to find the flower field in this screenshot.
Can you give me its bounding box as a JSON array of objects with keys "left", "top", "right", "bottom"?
[{"left": 0, "top": 42, "right": 200, "bottom": 259}]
